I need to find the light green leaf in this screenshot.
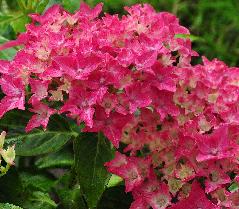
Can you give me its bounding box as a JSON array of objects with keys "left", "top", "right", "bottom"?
[
  {"left": 0, "top": 110, "right": 79, "bottom": 156},
  {"left": 0, "top": 35, "right": 17, "bottom": 60},
  {"left": 0, "top": 13, "right": 24, "bottom": 25},
  {"left": 10, "top": 15, "right": 29, "bottom": 33},
  {"left": 35, "top": 149, "right": 73, "bottom": 169},
  {"left": 107, "top": 175, "right": 123, "bottom": 188},
  {"left": 0, "top": 203, "right": 23, "bottom": 209},
  {"left": 74, "top": 133, "right": 114, "bottom": 208},
  {"left": 0, "top": 14, "right": 15, "bottom": 24},
  {"left": 228, "top": 182, "right": 239, "bottom": 193},
  {"left": 0, "top": 47, "right": 16, "bottom": 60},
  {"left": 175, "top": 33, "right": 203, "bottom": 42}
]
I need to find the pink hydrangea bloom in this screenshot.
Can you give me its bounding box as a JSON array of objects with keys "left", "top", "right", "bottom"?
[
  {"left": 170, "top": 182, "right": 220, "bottom": 209},
  {"left": 195, "top": 125, "right": 237, "bottom": 162},
  {"left": 25, "top": 102, "right": 56, "bottom": 132}
]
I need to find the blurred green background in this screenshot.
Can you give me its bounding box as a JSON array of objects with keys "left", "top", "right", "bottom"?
[{"left": 1, "top": 0, "right": 239, "bottom": 66}]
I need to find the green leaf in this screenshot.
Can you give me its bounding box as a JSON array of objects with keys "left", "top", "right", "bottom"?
[
  {"left": 74, "top": 133, "right": 114, "bottom": 208},
  {"left": 107, "top": 174, "right": 123, "bottom": 188},
  {"left": 10, "top": 15, "right": 29, "bottom": 33},
  {"left": 35, "top": 149, "right": 73, "bottom": 169},
  {"left": 175, "top": 33, "right": 203, "bottom": 42},
  {"left": 0, "top": 12, "right": 28, "bottom": 37},
  {"left": 0, "top": 35, "right": 17, "bottom": 60},
  {"left": 19, "top": 172, "right": 55, "bottom": 192},
  {"left": 0, "top": 168, "right": 56, "bottom": 208},
  {"left": 0, "top": 13, "right": 24, "bottom": 25},
  {"left": 22, "top": 191, "right": 57, "bottom": 209},
  {"left": 0, "top": 203, "right": 23, "bottom": 209},
  {"left": 57, "top": 185, "right": 86, "bottom": 209},
  {"left": 228, "top": 182, "right": 239, "bottom": 192},
  {"left": 0, "top": 110, "right": 79, "bottom": 156},
  {"left": 0, "top": 15, "right": 15, "bottom": 24},
  {"left": 16, "top": 0, "right": 27, "bottom": 11},
  {"left": 5, "top": 0, "right": 20, "bottom": 11},
  {"left": 54, "top": 173, "right": 87, "bottom": 209},
  {"left": 62, "top": 0, "right": 80, "bottom": 13},
  {"left": 35, "top": 0, "right": 50, "bottom": 13},
  {"left": 0, "top": 49, "right": 16, "bottom": 60}
]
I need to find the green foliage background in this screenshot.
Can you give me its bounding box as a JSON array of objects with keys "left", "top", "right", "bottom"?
[{"left": 0, "top": 0, "right": 238, "bottom": 209}]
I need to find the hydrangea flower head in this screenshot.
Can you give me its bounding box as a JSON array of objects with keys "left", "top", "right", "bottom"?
[{"left": 0, "top": 2, "right": 239, "bottom": 208}]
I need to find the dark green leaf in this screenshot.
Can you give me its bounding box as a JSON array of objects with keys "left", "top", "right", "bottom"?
[
  {"left": 19, "top": 172, "right": 55, "bottom": 192},
  {"left": 0, "top": 168, "right": 24, "bottom": 204},
  {"left": 54, "top": 172, "right": 87, "bottom": 209},
  {"left": 57, "top": 186, "right": 86, "bottom": 209},
  {"left": 14, "top": 129, "right": 72, "bottom": 156},
  {"left": 35, "top": 149, "right": 73, "bottom": 169},
  {"left": 74, "top": 133, "right": 114, "bottom": 208},
  {"left": 5, "top": 0, "right": 20, "bottom": 11},
  {"left": 0, "top": 110, "right": 79, "bottom": 156},
  {"left": 0, "top": 169, "right": 56, "bottom": 208},
  {"left": 22, "top": 191, "right": 57, "bottom": 209}
]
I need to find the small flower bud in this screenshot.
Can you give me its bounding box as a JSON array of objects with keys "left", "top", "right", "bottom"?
[
  {"left": 0, "top": 145, "right": 15, "bottom": 165},
  {"left": 0, "top": 131, "right": 6, "bottom": 149}
]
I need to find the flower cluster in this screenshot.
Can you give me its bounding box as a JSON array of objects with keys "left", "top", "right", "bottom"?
[{"left": 0, "top": 3, "right": 238, "bottom": 208}]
